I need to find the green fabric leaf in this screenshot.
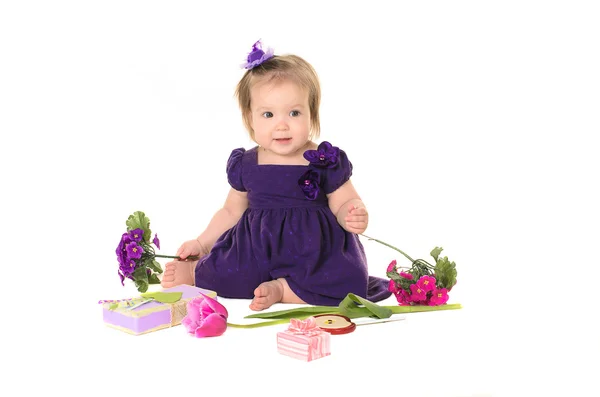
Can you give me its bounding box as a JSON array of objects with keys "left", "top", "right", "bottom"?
[
  {"left": 430, "top": 247, "right": 444, "bottom": 262},
  {"left": 126, "top": 211, "right": 152, "bottom": 242},
  {"left": 245, "top": 305, "right": 339, "bottom": 320},
  {"left": 235, "top": 299, "right": 462, "bottom": 327},
  {"left": 140, "top": 291, "right": 183, "bottom": 303},
  {"left": 244, "top": 294, "right": 460, "bottom": 322},
  {"left": 338, "top": 293, "right": 393, "bottom": 319},
  {"left": 109, "top": 303, "right": 118, "bottom": 310},
  {"left": 148, "top": 260, "right": 163, "bottom": 274}
]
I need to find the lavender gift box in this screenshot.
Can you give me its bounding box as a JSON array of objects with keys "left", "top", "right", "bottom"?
[{"left": 102, "top": 285, "right": 217, "bottom": 335}]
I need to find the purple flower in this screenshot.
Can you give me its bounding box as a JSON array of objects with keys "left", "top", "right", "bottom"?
[
  {"left": 298, "top": 170, "right": 321, "bottom": 200},
  {"left": 116, "top": 233, "right": 131, "bottom": 266},
  {"left": 126, "top": 242, "right": 143, "bottom": 259},
  {"left": 118, "top": 270, "right": 125, "bottom": 286},
  {"left": 153, "top": 233, "right": 160, "bottom": 250},
  {"left": 119, "top": 259, "right": 136, "bottom": 282},
  {"left": 303, "top": 141, "right": 340, "bottom": 168},
  {"left": 128, "top": 228, "right": 143, "bottom": 242}
]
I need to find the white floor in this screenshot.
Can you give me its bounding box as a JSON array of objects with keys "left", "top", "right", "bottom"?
[{"left": 19, "top": 279, "right": 594, "bottom": 397}]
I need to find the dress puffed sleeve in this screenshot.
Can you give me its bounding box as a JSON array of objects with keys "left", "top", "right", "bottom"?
[
  {"left": 322, "top": 149, "right": 353, "bottom": 194},
  {"left": 226, "top": 148, "right": 246, "bottom": 192}
]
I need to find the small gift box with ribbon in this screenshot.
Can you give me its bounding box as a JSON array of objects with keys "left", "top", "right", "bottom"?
[
  {"left": 277, "top": 317, "right": 331, "bottom": 361},
  {"left": 100, "top": 285, "right": 217, "bottom": 335}
]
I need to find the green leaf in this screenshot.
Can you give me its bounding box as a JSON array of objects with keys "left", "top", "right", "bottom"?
[
  {"left": 132, "top": 266, "right": 149, "bottom": 283},
  {"left": 148, "top": 273, "right": 161, "bottom": 284},
  {"left": 434, "top": 256, "right": 458, "bottom": 289},
  {"left": 109, "top": 303, "right": 118, "bottom": 310},
  {"left": 387, "top": 271, "right": 402, "bottom": 281},
  {"left": 141, "top": 291, "right": 183, "bottom": 303},
  {"left": 227, "top": 316, "right": 314, "bottom": 329},
  {"left": 148, "top": 260, "right": 163, "bottom": 274},
  {"left": 430, "top": 247, "right": 444, "bottom": 262},
  {"left": 126, "top": 211, "right": 152, "bottom": 242},
  {"left": 134, "top": 279, "right": 148, "bottom": 293}
]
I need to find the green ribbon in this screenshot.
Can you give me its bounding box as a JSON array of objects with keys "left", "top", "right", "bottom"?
[
  {"left": 140, "top": 291, "right": 183, "bottom": 303},
  {"left": 226, "top": 293, "right": 462, "bottom": 328}
]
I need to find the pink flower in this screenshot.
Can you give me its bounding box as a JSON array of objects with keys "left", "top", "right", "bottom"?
[
  {"left": 182, "top": 293, "right": 228, "bottom": 337},
  {"left": 429, "top": 288, "right": 449, "bottom": 306},
  {"left": 417, "top": 275, "right": 436, "bottom": 292},
  {"left": 386, "top": 260, "right": 397, "bottom": 273},
  {"left": 409, "top": 284, "right": 428, "bottom": 303},
  {"left": 399, "top": 271, "right": 413, "bottom": 280},
  {"left": 394, "top": 289, "right": 412, "bottom": 306},
  {"left": 388, "top": 279, "right": 399, "bottom": 293}
]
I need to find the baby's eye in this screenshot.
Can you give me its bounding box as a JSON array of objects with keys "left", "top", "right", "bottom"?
[
  {"left": 262, "top": 112, "right": 273, "bottom": 118},
  {"left": 290, "top": 110, "right": 301, "bottom": 117}
]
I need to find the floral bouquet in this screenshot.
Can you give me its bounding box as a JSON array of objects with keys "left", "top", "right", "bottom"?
[
  {"left": 361, "top": 234, "right": 458, "bottom": 306},
  {"left": 116, "top": 211, "right": 198, "bottom": 293}
]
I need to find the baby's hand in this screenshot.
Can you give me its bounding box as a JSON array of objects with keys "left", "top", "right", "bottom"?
[
  {"left": 176, "top": 239, "right": 209, "bottom": 260},
  {"left": 344, "top": 203, "right": 368, "bottom": 234}
]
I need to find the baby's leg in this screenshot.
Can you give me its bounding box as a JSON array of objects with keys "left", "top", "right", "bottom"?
[
  {"left": 160, "top": 260, "right": 197, "bottom": 288},
  {"left": 250, "top": 278, "right": 306, "bottom": 311}
]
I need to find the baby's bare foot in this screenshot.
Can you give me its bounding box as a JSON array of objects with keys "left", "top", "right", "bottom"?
[
  {"left": 250, "top": 280, "right": 284, "bottom": 311},
  {"left": 160, "top": 260, "right": 197, "bottom": 288}
]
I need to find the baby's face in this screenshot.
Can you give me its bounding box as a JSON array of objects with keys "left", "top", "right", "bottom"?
[{"left": 250, "top": 79, "right": 311, "bottom": 157}]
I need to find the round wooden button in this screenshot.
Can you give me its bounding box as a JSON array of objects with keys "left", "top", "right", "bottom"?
[{"left": 313, "top": 314, "right": 356, "bottom": 335}]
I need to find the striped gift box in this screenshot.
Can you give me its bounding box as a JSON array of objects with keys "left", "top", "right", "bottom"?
[{"left": 277, "top": 317, "right": 331, "bottom": 361}]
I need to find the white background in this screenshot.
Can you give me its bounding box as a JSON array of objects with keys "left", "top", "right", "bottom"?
[{"left": 1, "top": 1, "right": 599, "bottom": 396}]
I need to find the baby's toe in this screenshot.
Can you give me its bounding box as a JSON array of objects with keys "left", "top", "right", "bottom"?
[
  {"left": 253, "top": 285, "right": 267, "bottom": 298},
  {"left": 249, "top": 296, "right": 266, "bottom": 311}
]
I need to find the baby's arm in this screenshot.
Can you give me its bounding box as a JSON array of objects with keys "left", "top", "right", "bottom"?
[
  {"left": 177, "top": 188, "right": 249, "bottom": 259},
  {"left": 327, "top": 180, "right": 368, "bottom": 234}
]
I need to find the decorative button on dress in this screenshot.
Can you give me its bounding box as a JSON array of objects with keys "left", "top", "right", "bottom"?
[{"left": 194, "top": 142, "right": 391, "bottom": 306}]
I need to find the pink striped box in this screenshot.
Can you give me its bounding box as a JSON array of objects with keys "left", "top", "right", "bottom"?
[{"left": 277, "top": 317, "right": 331, "bottom": 361}]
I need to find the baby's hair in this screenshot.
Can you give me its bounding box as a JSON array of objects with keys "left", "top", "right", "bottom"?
[{"left": 235, "top": 54, "right": 321, "bottom": 141}]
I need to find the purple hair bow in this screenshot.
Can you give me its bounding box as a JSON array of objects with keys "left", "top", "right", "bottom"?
[{"left": 241, "top": 40, "right": 274, "bottom": 69}]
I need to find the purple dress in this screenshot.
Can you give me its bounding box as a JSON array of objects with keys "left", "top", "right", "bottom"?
[{"left": 194, "top": 143, "right": 391, "bottom": 306}]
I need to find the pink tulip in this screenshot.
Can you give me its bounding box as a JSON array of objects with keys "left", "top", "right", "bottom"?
[{"left": 182, "top": 293, "right": 228, "bottom": 337}]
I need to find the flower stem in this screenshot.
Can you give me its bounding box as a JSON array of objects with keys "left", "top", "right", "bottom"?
[
  {"left": 359, "top": 233, "right": 415, "bottom": 263},
  {"left": 154, "top": 254, "right": 200, "bottom": 261}
]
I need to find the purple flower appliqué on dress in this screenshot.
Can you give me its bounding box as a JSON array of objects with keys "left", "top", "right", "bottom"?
[
  {"left": 303, "top": 141, "right": 340, "bottom": 168},
  {"left": 298, "top": 170, "right": 321, "bottom": 200},
  {"left": 241, "top": 40, "right": 274, "bottom": 69}
]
